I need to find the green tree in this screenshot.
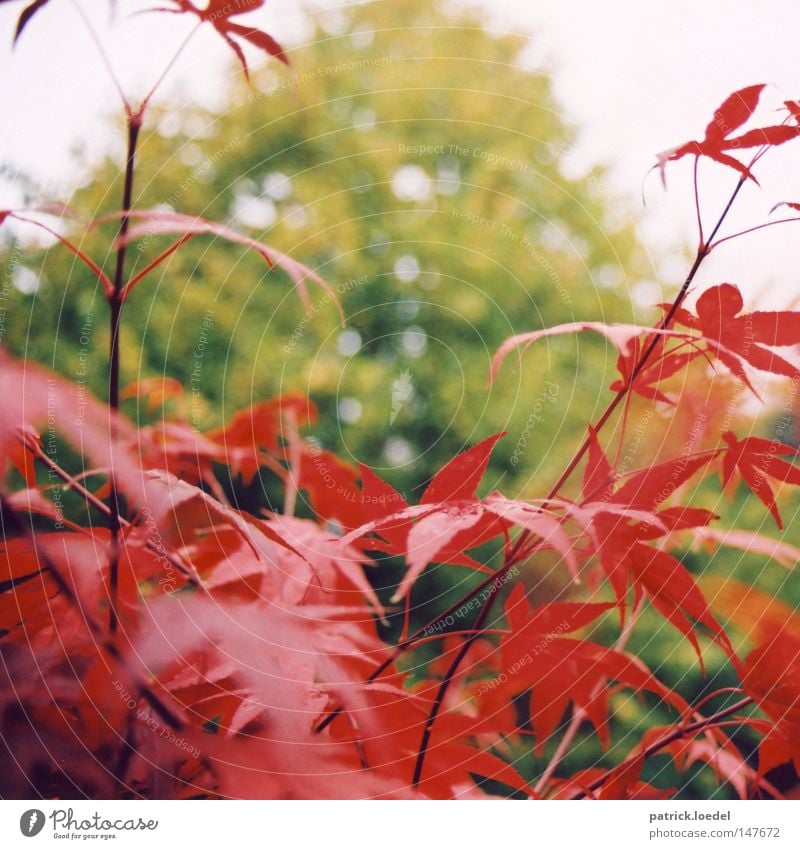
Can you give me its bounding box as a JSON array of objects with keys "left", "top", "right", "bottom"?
[{"left": 2, "top": 0, "right": 651, "bottom": 500}]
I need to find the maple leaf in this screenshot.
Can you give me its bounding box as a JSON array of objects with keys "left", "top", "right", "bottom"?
[
  {"left": 611, "top": 453, "right": 717, "bottom": 512},
  {"left": 501, "top": 584, "right": 617, "bottom": 660},
  {"left": 573, "top": 433, "right": 727, "bottom": 659},
  {"left": 295, "top": 449, "right": 362, "bottom": 527},
  {"left": 784, "top": 100, "right": 800, "bottom": 124},
  {"left": 627, "top": 542, "right": 733, "bottom": 667},
  {"left": 420, "top": 432, "right": 505, "bottom": 504},
  {"left": 399, "top": 505, "right": 488, "bottom": 601},
  {"left": 261, "top": 514, "right": 385, "bottom": 615},
  {"left": 205, "top": 395, "right": 363, "bottom": 522},
  {"left": 609, "top": 335, "right": 703, "bottom": 405},
  {"left": 0, "top": 208, "right": 113, "bottom": 295},
  {"left": 152, "top": 0, "right": 288, "bottom": 79},
  {"left": 356, "top": 462, "right": 411, "bottom": 552},
  {"left": 492, "top": 308, "right": 767, "bottom": 401},
  {"left": 480, "top": 586, "right": 684, "bottom": 752},
  {"left": 721, "top": 431, "right": 800, "bottom": 528},
  {"left": 695, "top": 528, "right": 800, "bottom": 571},
  {"left": 0, "top": 351, "right": 156, "bottom": 508},
  {"left": 136, "top": 419, "right": 231, "bottom": 491},
  {"left": 121, "top": 377, "right": 184, "bottom": 414},
  {"left": 343, "top": 436, "right": 593, "bottom": 602},
  {"left": 655, "top": 84, "right": 800, "bottom": 184},
  {"left": 671, "top": 283, "right": 800, "bottom": 382},
  {"left": 338, "top": 435, "right": 509, "bottom": 601},
  {"left": 595, "top": 755, "right": 648, "bottom": 800},
  {"left": 491, "top": 321, "right": 698, "bottom": 383},
  {"left": 0, "top": 538, "right": 52, "bottom": 633},
  {"left": 579, "top": 428, "right": 716, "bottom": 549},
  {"left": 583, "top": 504, "right": 725, "bottom": 660},
  {"left": 483, "top": 493, "right": 578, "bottom": 579},
  {"left": 678, "top": 739, "right": 762, "bottom": 800},
  {"left": 108, "top": 209, "right": 339, "bottom": 314},
  {"left": 6, "top": 427, "right": 38, "bottom": 488},
  {"left": 397, "top": 505, "right": 505, "bottom": 593},
  {"left": 210, "top": 394, "right": 315, "bottom": 449},
  {"left": 741, "top": 632, "right": 800, "bottom": 776},
  {"left": 582, "top": 428, "right": 615, "bottom": 500}
]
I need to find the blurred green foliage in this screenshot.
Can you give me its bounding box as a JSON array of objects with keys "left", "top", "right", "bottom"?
[{"left": 1, "top": 0, "right": 653, "bottom": 501}]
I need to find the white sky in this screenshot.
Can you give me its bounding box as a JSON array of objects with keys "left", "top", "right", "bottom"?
[{"left": 2, "top": 0, "right": 800, "bottom": 306}]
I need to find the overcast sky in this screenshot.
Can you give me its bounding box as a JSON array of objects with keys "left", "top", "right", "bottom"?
[{"left": 2, "top": 0, "right": 800, "bottom": 305}]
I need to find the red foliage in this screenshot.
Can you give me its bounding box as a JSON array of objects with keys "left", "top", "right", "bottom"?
[
  {"left": 656, "top": 84, "right": 800, "bottom": 183},
  {"left": 155, "top": 0, "right": 289, "bottom": 76}
]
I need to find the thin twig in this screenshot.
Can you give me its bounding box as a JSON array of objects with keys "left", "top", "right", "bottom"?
[
  {"left": 8, "top": 214, "right": 112, "bottom": 295},
  {"left": 709, "top": 216, "right": 800, "bottom": 251},
  {"left": 693, "top": 157, "right": 704, "bottom": 249},
  {"left": 69, "top": 0, "right": 131, "bottom": 114},
  {"left": 687, "top": 686, "right": 745, "bottom": 719},
  {"left": 18, "top": 430, "right": 205, "bottom": 590},
  {"left": 412, "top": 582, "right": 500, "bottom": 786},
  {"left": 533, "top": 709, "right": 584, "bottom": 796},
  {"left": 572, "top": 696, "right": 755, "bottom": 798},
  {"left": 533, "top": 595, "right": 646, "bottom": 795},
  {"left": 141, "top": 21, "right": 202, "bottom": 109},
  {"left": 108, "top": 115, "right": 142, "bottom": 636}
]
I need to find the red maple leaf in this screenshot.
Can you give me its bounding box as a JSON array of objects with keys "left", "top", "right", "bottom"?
[
  {"left": 610, "top": 335, "right": 703, "bottom": 405},
  {"left": 741, "top": 632, "right": 800, "bottom": 776},
  {"left": 656, "top": 84, "right": 800, "bottom": 184},
  {"left": 671, "top": 283, "right": 800, "bottom": 382},
  {"left": 478, "top": 585, "right": 685, "bottom": 753},
  {"left": 341, "top": 435, "right": 510, "bottom": 602},
  {"left": 721, "top": 431, "right": 800, "bottom": 529},
  {"left": 153, "top": 0, "right": 288, "bottom": 78},
  {"left": 577, "top": 430, "right": 728, "bottom": 662}
]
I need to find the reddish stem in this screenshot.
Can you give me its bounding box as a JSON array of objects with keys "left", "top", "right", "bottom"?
[
  {"left": 693, "top": 156, "right": 704, "bottom": 251},
  {"left": 120, "top": 234, "right": 191, "bottom": 300},
  {"left": 709, "top": 216, "right": 800, "bottom": 251},
  {"left": 573, "top": 696, "right": 754, "bottom": 798},
  {"left": 412, "top": 580, "right": 499, "bottom": 786},
  {"left": 314, "top": 558, "right": 521, "bottom": 734},
  {"left": 19, "top": 431, "right": 204, "bottom": 590},
  {"left": 108, "top": 113, "right": 142, "bottom": 636}
]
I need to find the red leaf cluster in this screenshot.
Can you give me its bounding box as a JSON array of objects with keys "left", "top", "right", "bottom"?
[
  {"left": 153, "top": 0, "right": 288, "bottom": 77},
  {"left": 656, "top": 84, "right": 800, "bottom": 183}
]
